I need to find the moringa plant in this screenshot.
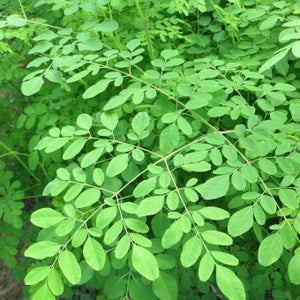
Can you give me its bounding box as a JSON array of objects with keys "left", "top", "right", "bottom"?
[{"left": 0, "top": 0, "right": 300, "bottom": 299}]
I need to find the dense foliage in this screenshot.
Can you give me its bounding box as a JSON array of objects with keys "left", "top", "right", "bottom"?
[{"left": 1, "top": 0, "right": 300, "bottom": 299}]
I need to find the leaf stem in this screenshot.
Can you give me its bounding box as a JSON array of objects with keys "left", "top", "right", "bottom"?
[
  {"left": 0, "top": 141, "right": 40, "bottom": 183},
  {"left": 133, "top": 0, "right": 154, "bottom": 60}
]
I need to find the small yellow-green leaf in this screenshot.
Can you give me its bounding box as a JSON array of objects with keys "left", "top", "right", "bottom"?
[
  {"left": 106, "top": 154, "right": 129, "bottom": 177},
  {"left": 30, "top": 208, "right": 64, "bottom": 228},
  {"left": 133, "top": 177, "right": 156, "bottom": 198},
  {"left": 83, "top": 237, "right": 106, "bottom": 271},
  {"left": 75, "top": 188, "right": 100, "bottom": 208},
  {"left": 21, "top": 77, "right": 44, "bottom": 96},
  {"left": 216, "top": 265, "right": 246, "bottom": 300},
  {"left": 197, "top": 175, "right": 230, "bottom": 200},
  {"left": 131, "top": 245, "right": 159, "bottom": 281},
  {"left": 180, "top": 236, "right": 202, "bottom": 267},
  {"left": 58, "top": 250, "right": 81, "bottom": 284},
  {"left": 258, "top": 234, "right": 283, "bottom": 266},
  {"left": 25, "top": 266, "right": 51, "bottom": 285},
  {"left": 25, "top": 241, "right": 60, "bottom": 259},
  {"left": 136, "top": 196, "right": 164, "bottom": 217},
  {"left": 47, "top": 268, "right": 64, "bottom": 296},
  {"left": 288, "top": 253, "right": 300, "bottom": 284},
  {"left": 198, "top": 253, "right": 214, "bottom": 282}
]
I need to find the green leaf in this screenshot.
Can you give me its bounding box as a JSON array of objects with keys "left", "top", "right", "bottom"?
[
  {"left": 259, "top": 15, "right": 278, "bottom": 30},
  {"left": 201, "top": 230, "right": 233, "bottom": 246},
  {"left": 50, "top": 180, "right": 69, "bottom": 196},
  {"left": 208, "top": 106, "right": 230, "bottom": 117},
  {"left": 258, "top": 234, "right": 283, "bottom": 266},
  {"left": 45, "top": 70, "right": 62, "bottom": 82},
  {"left": 7, "top": 14, "right": 27, "bottom": 27},
  {"left": 259, "top": 195, "right": 277, "bottom": 214},
  {"left": 92, "top": 168, "right": 104, "bottom": 186},
  {"left": 199, "top": 206, "right": 230, "bottom": 220},
  {"left": 228, "top": 206, "right": 254, "bottom": 237},
  {"left": 197, "top": 175, "right": 230, "bottom": 200},
  {"left": 132, "top": 148, "right": 144, "bottom": 161},
  {"left": 57, "top": 168, "right": 70, "bottom": 181},
  {"left": 104, "top": 94, "right": 130, "bottom": 111},
  {"left": 133, "top": 177, "right": 156, "bottom": 198},
  {"left": 231, "top": 171, "right": 246, "bottom": 191},
  {"left": 211, "top": 251, "right": 239, "bottom": 266},
  {"left": 115, "top": 235, "right": 131, "bottom": 259},
  {"left": 47, "top": 268, "right": 64, "bottom": 296},
  {"left": 160, "top": 124, "right": 180, "bottom": 154},
  {"left": 136, "top": 196, "right": 164, "bottom": 217},
  {"left": 45, "top": 138, "right": 69, "bottom": 154},
  {"left": 180, "top": 236, "right": 202, "bottom": 267},
  {"left": 258, "top": 158, "right": 277, "bottom": 175},
  {"left": 198, "top": 253, "right": 214, "bottom": 282},
  {"left": 161, "top": 49, "right": 178, "bottom": 59},
  {"left": 77, "top": 114, "right": 93, "bottom": 130},
  {"left": 25, "top": 266, "right": 51, "bottom": 285},
  {"left": 101, "top": 112, "right": 118, "bottom": 131},
  {"left": 292, "top": 41, "right": 300, "bottom": 57},
  {"left": 67, "top": 70, "right": 90, "bottom": 83},
  {"left": 210, "top": 148, "right": 223, "bottom": 166},
  {"left": 55, "top": 219, "right": 75, "bottom": 236},
  {"left": 279, "top": 222, "right": 296, "bottom": 249},
  {"left": 130, "top": 233, "right": 152, "bottom": 247},
  {"left": 81, "top": 148, "right": 104, "bottom": 168},
  {"left": 125, "top": 218, "right": 149, "bottom": 233},
  {"left": 25, "top": 241, "right": 60, "bottom": 259},
  {"left": 64, "top": 5, "right": 79, "bottom": 15},
  {"left": 185, "top": 96, "right": 210, "bottom": 110},
  {"left": 152, "top": 272, "right": 178, "bottom": 300},
  {"left": 182, "top": 162, "right": 211, "bottom": 172},
  {"left": 82, "top": 79, "right": 110, "bottom": 99},
  {"left": 104, "top": 220, "right": 123, "bottom": 245},
  {"left": 129, "top": 279, "right": 156, "bottom": 299},
  {"left": 72, "top": 168, "right": 86, "bottom": 183},
  {"left": 240, "top": 164, "right": 258, "bottom": 183},
  {"left": 78, "top": 39, "right": 102, "bottom": 51},
  {"left": 165, "top": 58, "right": 184, "bottom": 67},
  {"left": 288, "top": 253, "right": 300, "bottom": 285},
  {"left": 32, "top": 283, "right": 55, "bottom": 300},
  {"left": 177, "top": 116, "right": 192, "bottom": 136},
  {"left": 216, "top": 265, "right": 246, "bottom": 300},
  {"left": 278, "top": 189, "right": 298, "bottom": 209},
  {"left": 83, "top": 237, "right": 106, "bottom": 271},
  {"left": 166, "top": 191, "right": 179, "bottom": 210},
  {"left": 126, "top": 39, "right": 141, "bottom": 51},
  {"left": 28, "top": 41, "right": 51, "bottom": 55},
  {"left": 72, "top": 228, "right": 87, "bottom": 248},
  {"left": 21, "top": 77, "right": 44, "bottom": 96},
  {"left": 132, "top": 112, "right": 149, "bottom": 137},
  {"left": 64, "top": 184, "right": 84, "bottom": 202},
  {"left": 98, "top": 19, "right": 119, "bottom": 32},
  {"left": 103, "top": 276, "right": 126, "bottom": 299},
  {"left": 58, "top": 250, "right": 81, "bottom": 284},
  {"left": 75, "top": 188, "right": 101, "bottom": 208},
  {"left": 30, "top": 208, "right": 64, "bottom": 228},
  {"left": 259, "top": 48, "right": 289, "bottom": 73},
  {"left": 34, "top": 30, "right": 57, "bottom": 41},
  {"left": 106, "top": 154, "right": 129, "bottom": 177},
  {"left": 162, "top": 221, "right": 183, "bottom": 248},
  {"left": 96, "top": 207, "right": 118, "bottom": 229},
  {"left": 192, "top": 212, "right": 205, "bottom": 226},
  {"left": 131, "top": 245, "right": 159, "bottom": 281}
]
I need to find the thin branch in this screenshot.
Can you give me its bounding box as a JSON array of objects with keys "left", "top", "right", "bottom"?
[
  {"left": 0, "top": 141, "right": 40, "bottom": 183},
  {"left": 17, "top": 0, "right": 27, "bottom": 19}
]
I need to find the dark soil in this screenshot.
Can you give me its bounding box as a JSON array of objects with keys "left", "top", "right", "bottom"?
[{"left": 0, "top": 261, "right": 23, "bottom": 300}]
